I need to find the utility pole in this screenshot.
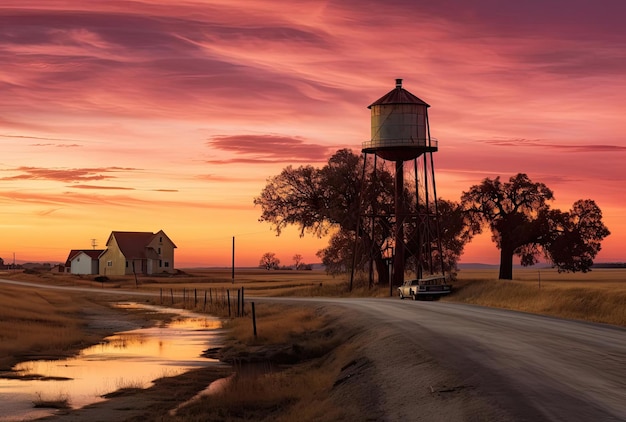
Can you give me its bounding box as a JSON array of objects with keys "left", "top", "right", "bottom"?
[{"left": 231, "top": 236, "right": 235, "bottom": 284}]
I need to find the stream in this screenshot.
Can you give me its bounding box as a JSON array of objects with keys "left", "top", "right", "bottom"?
[{"left": 0, "top": 303, "right": 224, "bottom": 421}]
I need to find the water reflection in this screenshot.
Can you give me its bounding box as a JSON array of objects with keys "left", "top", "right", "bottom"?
[{"left": 0, "top": 303, "right": 223, "bottom": 421}]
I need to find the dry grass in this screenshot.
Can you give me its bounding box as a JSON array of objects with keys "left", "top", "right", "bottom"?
[
  {"left": 447, "top": 268, "right": 626, "bottom": 326},
  {"left": 173, "top": 304, "right": 348, "bottom": 422},
  {"left": 32, "top": 392, "right": 71, "bottom": 409},
  {"left": 0, "top": 283, "right": 89, "bottom": 370},
  {"left": 140, "top": 269, "right": 350, "bottom": 297}
]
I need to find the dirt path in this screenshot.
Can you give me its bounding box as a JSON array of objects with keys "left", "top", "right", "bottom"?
[{"left": 321, "top": 303, "right": 511, "bottom": 422}]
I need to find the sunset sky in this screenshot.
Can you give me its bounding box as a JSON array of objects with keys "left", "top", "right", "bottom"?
[{"left": 1, "top": 0, "right": 625, "bottom": 268}]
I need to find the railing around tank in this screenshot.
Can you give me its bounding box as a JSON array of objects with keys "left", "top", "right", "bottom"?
[{"left": 362, "top": 138, "right": 438, "bottom": 150}]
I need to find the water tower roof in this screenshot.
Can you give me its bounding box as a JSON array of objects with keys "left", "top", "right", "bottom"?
[{"left": 368, "top": 79, "right": 430, "bottom": 109}]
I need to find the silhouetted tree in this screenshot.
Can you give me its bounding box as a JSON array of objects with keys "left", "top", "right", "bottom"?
[
  {"left": 404, "top": 199, "right": 475, "bottom": 277},
  {"left": 255, "top": 149, "right": 473, "bottom": 283},
  {"left": 292, "top": 254, "right": 303, "bottom": 270},
  {"left": 259, "top": 252, "right": 280, "bottom": 270},
  {"left": 461, "top": 173, "right": 610, "bottom": 279},
  {"left": 523, "top": 200, "right": 610, "bottom": 273},
  {"left": 255, "top": 149, "right": 394, "bottom": 281}
]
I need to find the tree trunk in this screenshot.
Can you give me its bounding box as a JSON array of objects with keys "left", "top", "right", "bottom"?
[
  {"left": 375, "top": 257, "right": 389, "bottom": 286},
  {"left": 499, "top": 246, "right": 514, "bottom": 280}
]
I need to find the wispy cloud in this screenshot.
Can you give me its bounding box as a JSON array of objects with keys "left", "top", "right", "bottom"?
[
  {"left": 68, "top": 184, "right": 135, "bottom": 190},
  {"left": 195, "top": 174, "right": 260, "bottom": 183},
  {"left": 482, "top": 138, "right": 626, "bottom": 152},
  {"left": 33, "top": 143, "right": 82, "bottom": 148},
  {"left": 0, "top": 166, "right": 139, "bottom": 183},
  {"left": 0, "top": 134, "right": 87, "bottom": 145},
  {"left": 36, "top": 208, "right": 61, "bottom": 216},
  {"left": 206, "top": 134, "right": 331, "bottom": 164},
  {"left": 0, "top": 190, "right": 251, "bottom": 210}
]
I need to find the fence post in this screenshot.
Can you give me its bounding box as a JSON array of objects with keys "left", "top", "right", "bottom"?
[
  {"left": 237, "top": 289, "right": 241, "bottom": 317},
  {"left": 204, "top": 290, "right": 207, "bottom": 311},
  {"left": 170, "top": 288, "right": 174, "bottom": 305},
  {"left": 252, "top": 302, "right": 257, "bottom": 338},
  {"left": 227, "top": 289, "right": 231, "bottom": 317},
  {"left": 210, "top": 288, "right": 213, "bottom": 304},
  {"left": 241, "top": 287, "right": 245, "bottom": 315},
  {"left": 160, "top": 288, "right": 162, "bottom": 305},
  {"left": 194, "top": 289, "right": 197, "bottom": 307}
]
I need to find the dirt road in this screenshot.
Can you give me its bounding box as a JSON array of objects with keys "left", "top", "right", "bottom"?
[{"left": 266, "top": 297, "right": 626, "bottom": 422}]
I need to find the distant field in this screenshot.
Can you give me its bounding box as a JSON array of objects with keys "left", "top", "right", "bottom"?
[
  {"left": 450, "top": 268, "right": 626, "bottom": 326},
  {"left": 457, "top": 267, "right": 626, "bottom": 291},
  {"left": 2, "top": 266, "right": 624, "bottom": 326},
  {"left": 141, "top": 268, "right": 355, "bottom": 297}
]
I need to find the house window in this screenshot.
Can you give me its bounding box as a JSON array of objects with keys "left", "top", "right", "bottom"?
[
  {"left": 77, "top": 258, "right": 80, "bottom": 262},
  {"left": 107, "top": 261, "right": 112, "bottom": 267},
  {"left": 158, "top": 247, "right": 161, "bottom": 254},
  {"left": 126, "top": 261, "right": 128, "bottom": 268},
  {"left": 159, "top": 236, "right": 163, "bottom": 242},
  {"left": 159, "top": 260, "right": 162, "bottom": 267},
  {"left": 164, "top": 261, "right": 170, "bottom": 268}
]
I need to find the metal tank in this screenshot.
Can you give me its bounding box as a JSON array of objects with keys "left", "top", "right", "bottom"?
[{"left": 362, "top": 79, "right": 437, "bottom": 162}]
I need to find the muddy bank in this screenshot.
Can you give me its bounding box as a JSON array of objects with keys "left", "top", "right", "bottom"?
[
  {"left": 37, "top": 364, "right": 232, "bottom": 421},
  {"left": 31, "top": 301, "right": 231, "bottom": 421}
]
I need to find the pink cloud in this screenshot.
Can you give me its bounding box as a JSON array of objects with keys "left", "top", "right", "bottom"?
[
  {"left": 0, "top": 166, "right": 139, "bottom": 183},
  {"left": 482, "top": 139, "right": 626, "bottom": 152},
  {"left": 0, "top": 190, "right": 250, "bottom": 210},
  {"left": 206, "top": 134, "right": 332, "bottom": 164},
  {"left": 69, "top": 184, "right": 135, "bottom": 190},
  {"left": 196, "top": 174, "right": 261, "bottom": 183}
]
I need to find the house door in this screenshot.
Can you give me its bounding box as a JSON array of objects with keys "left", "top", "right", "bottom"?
[{"left": 147, "top": 259, "right": 153, "bottom": 275}]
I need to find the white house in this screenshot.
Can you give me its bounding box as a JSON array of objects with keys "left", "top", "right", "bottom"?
[{"left": 65, "top": 250, "right": 104, "bottom": 275}]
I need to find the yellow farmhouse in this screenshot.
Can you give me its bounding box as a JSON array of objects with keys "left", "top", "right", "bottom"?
[{"left": 99, "top": 230, "right": 177, "bottom": 276}]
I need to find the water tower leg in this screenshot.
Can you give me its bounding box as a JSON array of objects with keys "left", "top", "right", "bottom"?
[{"left": 393, "top": 160, "right": 405, "bottom": 286}]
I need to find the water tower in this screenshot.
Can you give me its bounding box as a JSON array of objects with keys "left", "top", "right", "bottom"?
[{"left": 359, "top": 79, "right": 445, "bottom": 288}]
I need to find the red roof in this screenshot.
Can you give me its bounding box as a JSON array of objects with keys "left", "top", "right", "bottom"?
[
  {"left": 368, "top": 79, "right": 430, "bottom": 108},
  {"left": 108, "top": 231, "right": 175, "bottom": 260},
  {"left": 110, "top": 232, "right": 155, "bottom": 259},
  {"left": 65, "top": 249, "right": 105, "bottom": 265}
]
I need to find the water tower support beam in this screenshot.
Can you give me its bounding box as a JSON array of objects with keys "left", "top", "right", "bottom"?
[{"left": 393, "top": 160, "right": 405, "bottom": 286}]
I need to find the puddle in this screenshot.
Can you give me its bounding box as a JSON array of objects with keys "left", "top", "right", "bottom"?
[{"left": 0, "top": 303, "right": 223, "bottom": 421}]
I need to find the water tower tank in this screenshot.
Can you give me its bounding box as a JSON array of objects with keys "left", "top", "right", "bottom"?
[{"left": 362, "top": 79, "right": 437, "bottom": 161}]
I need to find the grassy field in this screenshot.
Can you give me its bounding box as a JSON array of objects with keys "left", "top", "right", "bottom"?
[
  {"left": 449, "top": 267, "right": 626, "bottom": 326},
  {"left": 0, "top": 281, "right": 95, "bottom": 370},
  {"left": 172, "top": 303, "right": 350, "bottom": 421}
]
